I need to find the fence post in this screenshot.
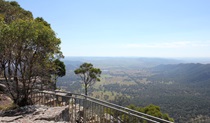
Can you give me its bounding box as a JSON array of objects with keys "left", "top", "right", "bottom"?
[{"left": 83, "top": 96, "right": 87, "bottom": 123}]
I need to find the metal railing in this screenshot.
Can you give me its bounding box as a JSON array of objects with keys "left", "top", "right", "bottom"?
[{"left": 31, "top": 90, "right": 174, "bottom": 123}]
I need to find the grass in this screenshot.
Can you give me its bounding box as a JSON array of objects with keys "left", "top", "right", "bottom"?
[
  {"left": 0, "top": 103, "right": 17, "bottom": 111},
  {"left": 0, "top": 94, "right": 17, "bottom": 111}
]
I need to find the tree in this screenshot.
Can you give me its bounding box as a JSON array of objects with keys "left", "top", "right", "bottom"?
[
  {"left": 74, "top": 63, "right": 101, "bottom": 95},
  {"left": 112, "top": 94, "right": 130, "bottom": 106},
  {"left": 0, "top": 0, "right": 33, "bottom": 23},
  {"left": 0, "top": 1, "right": 63, "bottom": 106},
  {"left": 127, "top": 104, "right": 174, "bottom": 122},
  {"left": 52, "top": 59, "right": 66, "bottom": 90}
]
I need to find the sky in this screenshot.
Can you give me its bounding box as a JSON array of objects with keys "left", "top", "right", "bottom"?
[{"left": 14, "top": 0, "right": 210, "bottom": 58}]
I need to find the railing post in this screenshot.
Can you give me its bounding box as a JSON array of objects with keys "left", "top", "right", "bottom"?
[
  {"left": 83, "top": 96, "right": 87, "bottom": 123},
  {"left": 54, "top": 94, "right": 56, "bottom": 107},
  {"left": 42, "top": 92, "right": 44, "bottom": 105},
  {"left": 38, "top": 92, "right": 40, "bottom": 105},
  {"left": 74, "top": 97, "right": 76, "bottom": 122}
]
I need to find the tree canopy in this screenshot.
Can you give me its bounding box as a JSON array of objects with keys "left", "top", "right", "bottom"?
[
  {"left": 0, "top": 0, "right": 63, "bottom": 106},
  {"left": 52, "top": 59, "right": 66, "bottom": 90},
  {"left": 127, "top": 104, "right": 174, "bottom": 122},
  {"left": 74, "top": 63, "right": 101, "bottom": 95}
]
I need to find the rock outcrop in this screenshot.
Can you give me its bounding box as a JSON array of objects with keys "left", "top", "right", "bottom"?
[{"left": 0, "top": 105, "right": 70, "bottom": 123}]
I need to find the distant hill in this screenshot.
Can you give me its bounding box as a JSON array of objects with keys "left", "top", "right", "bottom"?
[
  {"left": 63, "top": 60, "right": 83, "bottom": 70},
  {"left": 63, "top": 57, "right": 183, "bottom": 68},
  {"left": 149, "top": 63, "right": 210, "bottom": 84}
]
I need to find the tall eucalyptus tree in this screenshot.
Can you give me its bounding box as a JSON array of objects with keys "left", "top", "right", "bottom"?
[{"left": 0, "top": 0, "right": 63, "bottom": 106}]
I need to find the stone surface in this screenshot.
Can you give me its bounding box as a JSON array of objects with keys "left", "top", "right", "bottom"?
[{"left": 0, "top": 105, "right": 70, "bottom": 123}]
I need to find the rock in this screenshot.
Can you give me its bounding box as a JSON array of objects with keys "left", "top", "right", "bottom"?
[
  {"left": 34, "top": 106, "right": 70, "bottom": 122},
  {"left": 0, "top": 105, "right": 70, "bottom": 123},
  {"left": 0, "top": 115, "right": 23, "bottom": 122},
  {"left": 1, "top": 105, "right": 37, "bottom": 116}
]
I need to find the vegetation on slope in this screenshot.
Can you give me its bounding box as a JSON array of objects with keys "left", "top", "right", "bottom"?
[{"left": 57, "top": 58, "right": 210, "bottom": 123}]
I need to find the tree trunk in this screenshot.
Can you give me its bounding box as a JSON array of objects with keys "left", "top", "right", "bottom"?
[
  {"left": 54, "top": 75, "right": 57, "bottom": 90},
  {"left": 85, "top": 84, "right": 87, "bottom": 96},
  {"left": 16, "top": 96, "right": 32, "bottom": 107}
]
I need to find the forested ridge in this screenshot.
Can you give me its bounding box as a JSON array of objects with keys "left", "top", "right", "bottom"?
[{"left": 150, "top": 63, "right": 210, "bottom": 84}]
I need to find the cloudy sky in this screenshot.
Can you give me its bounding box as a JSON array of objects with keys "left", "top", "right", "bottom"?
[{"left": 15, "top": 0, "right": 210, "bottom": 58}]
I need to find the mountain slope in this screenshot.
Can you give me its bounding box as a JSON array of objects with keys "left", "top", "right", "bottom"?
[{"left": 149, "top": 63, "right": 210, "bottom": 84}]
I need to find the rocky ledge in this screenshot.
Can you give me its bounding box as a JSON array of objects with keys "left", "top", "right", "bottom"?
[{"left": 0, "top": 105, "right": 70, "bottom": 123}]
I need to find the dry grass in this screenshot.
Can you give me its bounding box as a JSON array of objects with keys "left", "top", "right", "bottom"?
[{"left": 0, "top": 94, "right": 17, "bottom": 110}]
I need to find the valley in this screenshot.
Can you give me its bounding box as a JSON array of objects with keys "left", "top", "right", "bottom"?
[{"left": 57, "top": 57, "right": 210, "bottom": 123}]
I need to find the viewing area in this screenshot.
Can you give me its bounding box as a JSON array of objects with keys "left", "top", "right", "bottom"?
[{"left": 32, "top": 90, "right": 174, "bottom": 123}]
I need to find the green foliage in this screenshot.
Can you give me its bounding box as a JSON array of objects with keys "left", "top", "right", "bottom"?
[
  {"left": 0, "top": 0, "right": 63, "bottom": 106},
  {"left": 9, "top": 1, "right": 20, "bottom": 7},
  {"left": 127, "top": 104, "right": 174, "bottom": 122},
  {"left": 0, "top": 0, "right": 33, "bottom": 23},
  {"left": 103, "top": 104, "right": 174, "bottom": 123},
  {"left": 54, "top": 59, "right": 66, "bottom": 77},
  {"left": 35, "top": 17, "right": 51, "bottom": 28},
  {"left": 52, "top": 59, "right": 66, "bottom": 90},
  {"left": 74, "top": 63, "right": 101, "bottom": 95}
]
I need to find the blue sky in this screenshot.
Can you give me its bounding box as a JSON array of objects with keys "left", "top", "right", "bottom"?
[{"left": 15, "top": 0, "right": 210, "bottom": 58}]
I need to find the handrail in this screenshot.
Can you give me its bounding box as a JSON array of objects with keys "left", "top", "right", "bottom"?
[
  {"left": 86, "top": 96, "right": 160, "bottom": 123},
  {"left": 32, "top": 90, "right": 174, "bottom": 123},
  {"left": 84, "top": 94, "right": 173, "bottom": 123}
]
